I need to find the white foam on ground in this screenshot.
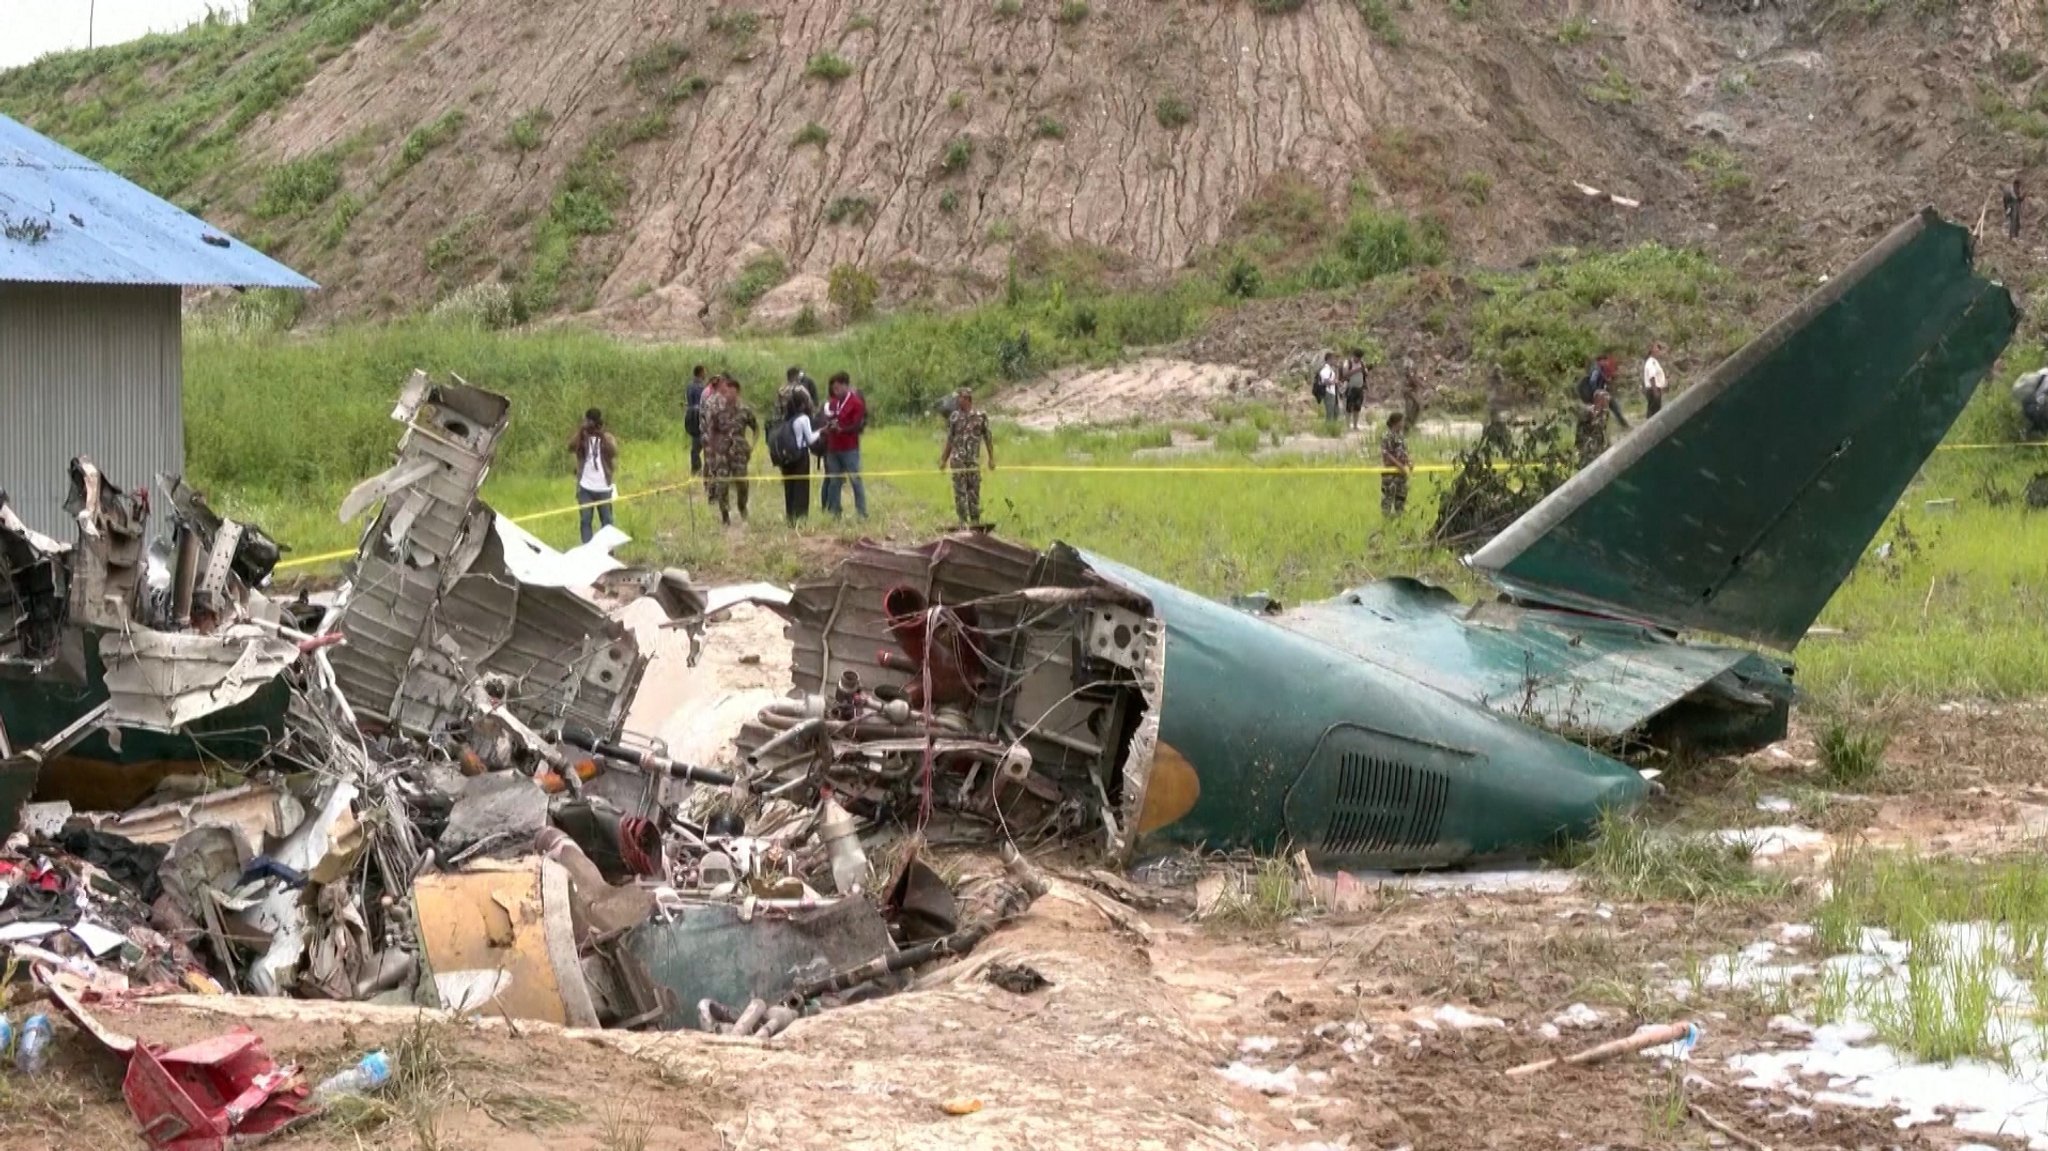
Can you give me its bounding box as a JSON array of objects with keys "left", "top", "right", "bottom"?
[
  {"left": 1713, "top": 922, "right": 2048, "bottom": 1147},
  {"left": 1712, "top": 825, "right": 1829, "bottom": 858},
  {"left": 1218, "top": 1062, "right": 1300, "bottom": 1096}
]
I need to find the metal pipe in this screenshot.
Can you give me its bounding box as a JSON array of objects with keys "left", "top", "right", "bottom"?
[
  {"left": 746, "top": 717, "right": 824, "bottom": 768},
  {"left": 561, "top": 729, "right": 738, "bottom": 787}
]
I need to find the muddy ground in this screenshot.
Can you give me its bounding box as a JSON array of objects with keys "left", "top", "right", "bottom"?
[{"left": 4, "top": 609, "right": 2043, "bottom": 1150}]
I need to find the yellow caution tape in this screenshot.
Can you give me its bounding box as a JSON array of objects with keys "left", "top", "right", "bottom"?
[{"left": 267, "top": 438, "right": 2048, "bottom": 573}]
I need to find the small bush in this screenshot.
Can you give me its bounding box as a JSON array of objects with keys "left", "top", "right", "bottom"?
[
  {"left": 1719, "top": 68, "right": 1754, "bottom": 96},
  {"left": 1032, "top": 116, "right": 1066, "bottom": 140},
  {"left": 627, "top": 41, "right": 689, "bottom": 92},
  {"left": 707, "top": 9, "right": 759, "bottom": 38},
  {"left": 846, "top": 13, "right": 877, "bottom": 33},
  {"left": 1996, "top": 50, "right": 2040, "bottom": 84},
  {"left": 938, "top": 190, "right": 961, "bottom": 214},
  {"left": 507, "top": 107, "right": 550, "bottom": 151},
  {"left": 791, "top": 303, "right": 822, "bottom": 335},
  {"left": 1557, "top": 15, "right": 1592, "bottom": 44},
  {"left": 825, "top": 195, "right": 875, "bottom": 225},
  {"left": 398, "top": 109, "right": 466, "bottom": 169},
  {"left": 1686, "top": 147, "right": 1751, "bottom": 196},
  {"left": 429, "top": 282, "right": 522, "bottom": 330},
  {"left": 667, "top": 75, "right": 711, "bottom": 103},
  {"left": 1155, "top": 95, "right": 1192, "bottom": 129},
  {"left": 1253, "top": 0, "right": 1309, "bottom": 11},
  {"left": 1056, "top": 1, "right": 1090, "bottom": 24},
  {"left": 1221, "top": 254, "right": 1263, "bottom": 299},
  {"left": 995, "top": 0, "right": 1022, "bottom": 17},
  {"left": 792, "top": 121, "right": 831, "bottom": 148},
  {"left": 806, "top": 52, "right": 855, "bottom": 82},
  {"left": 1585, "top": 60, "right": 1636, "bottom": 105},
  {"left": 726, "top": 252, "right": 789, "bottom": 311},
  {"left": 941, "top": 135, "right": 974, "bottom": 174},
  {"left": 947, "top": 91, "right": 968, "bottom": 112},
  {"left": 623, "top": 109, "right": 671, "bottom": 142},
  {"left": 318, "top": 192, "right": 364, "bottom": 250},
  {"left": 1205, "top": 857, "right": 1305, "bottom": 930},
  {"left": 1353, "top": 0, "right": 1402, "bottom": 43},
  {"left": 1818, "top": 719, "right": 1888, "bottom": 786},
  {"left": 828, "top": 263, "right": 880, "bottom": 321},
  {"left": 256, "top": 151, "right": 341, "bottom": 218}
]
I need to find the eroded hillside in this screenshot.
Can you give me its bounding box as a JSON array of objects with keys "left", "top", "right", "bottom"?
[{"left": 5, "top": 0, "right": 2048, "bottom": 334}]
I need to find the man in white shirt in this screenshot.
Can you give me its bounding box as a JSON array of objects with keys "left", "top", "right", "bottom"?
[
  {"left": 569, "top": 408, "right": 618, "bottom": 544},
  {"left": 1642, "top": 342, "right": 1669, "bottom": 418},
  {"left": 1316, "top": 352, "right": 1340, "bottom": 423}
]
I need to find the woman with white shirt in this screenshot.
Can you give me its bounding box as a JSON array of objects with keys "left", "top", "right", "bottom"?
[{"left": 777, "top": 391, "right": 820, "bottom": 523}]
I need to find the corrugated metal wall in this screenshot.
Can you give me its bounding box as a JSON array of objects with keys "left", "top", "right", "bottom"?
[{"left": 0, "top": 283, "right": 183, "bottom": 538}]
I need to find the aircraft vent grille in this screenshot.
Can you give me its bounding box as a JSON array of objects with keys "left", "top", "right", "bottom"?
[{"left": 1323, "top": 753, "right": 1450, "bottom": 853}]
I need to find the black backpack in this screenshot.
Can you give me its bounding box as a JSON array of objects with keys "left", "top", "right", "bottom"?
[{"left": 766, "top": 418, "right": 800, "bottom": 468}]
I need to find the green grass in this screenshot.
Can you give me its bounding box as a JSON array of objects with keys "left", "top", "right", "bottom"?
[
  {"left": 1573, "top": 811, "right": 1783, "bottom": 905},
  {"left": 792, "top": 121, "right": 831, "bottom": 148},
  {"left": 255, "top": 150, "right": 342, "bottom": 218},
  {"left": 0, "top": 0, "right": 404, "bottom": 202},
  {"left": 398, "top": 109, "right": 466, "bottom": 170},
  {"left": 1807, "top": 848, "right": 2048, "bottom": 1065},
  {"left": 941, "top": 136, "right": 975, "bottom": 174},
  {"left": 507, "top": 107, "right": 550, "bottom": 152},
  {"left": 1056, "top": 1, "right": 1091, "bottom": 24},
  {"left": 1204, "top": 856, "right": 1306, "bottom": 929},
  {"left": 805, "top": 52, "right": 856, "bottom": 82},
  {"left": 725, "top": 252, "right": 789, "bottom": 312},
  {"left": 1154, "top": 96, "right": 1193, "bottom": 130},
  {"left": 824, "top": 195, "right": 875, "bottom": 225},
  {"left": 1816, "top": 718, "right": 1888, "bottom": 786},
  {"left": 1585, "top": 61, "right": 1637, "bottom": 105}
]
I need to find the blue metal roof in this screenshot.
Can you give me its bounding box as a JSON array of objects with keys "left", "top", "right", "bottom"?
[{"left": 0, "top": 114, "right": 316, "bottom": 290}]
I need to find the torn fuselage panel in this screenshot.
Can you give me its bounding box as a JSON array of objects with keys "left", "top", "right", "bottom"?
[
  {"left": 1270, "top": 578, "right": 1793, "bottom": 754},
  {"left": 737, "top": 534, "right": 1163, "bottom": 860},
  {"left": 327, "top": 373, "right": 647, "bottom": 741}
]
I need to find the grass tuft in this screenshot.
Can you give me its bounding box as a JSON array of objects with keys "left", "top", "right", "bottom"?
[
  {"left": 1575, "top": 810, "right": 1783, "bottom": 905},
  {"left": 1205, "top": 856, "right": 1307, "bottom": 930},
  {"left": 1816, "top": 718, "right": 1887, "bottom": 786}
]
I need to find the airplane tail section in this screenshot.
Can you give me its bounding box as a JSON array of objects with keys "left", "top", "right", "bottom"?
[{"left": 1468, "top": 209, "right": 2018, "bottom": 651}]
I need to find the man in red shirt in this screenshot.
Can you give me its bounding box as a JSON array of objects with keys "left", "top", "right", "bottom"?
[{"left": 821, "top": 372, "right": 869, "bottom": 519}]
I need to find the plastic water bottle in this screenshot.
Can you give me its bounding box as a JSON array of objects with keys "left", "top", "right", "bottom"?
[
  {"left": 15, "top": 1015, "right": 52, "bottom": 1076},
  {"left": 310, "top": 1051, "right": 392, "bottom": 1104}
]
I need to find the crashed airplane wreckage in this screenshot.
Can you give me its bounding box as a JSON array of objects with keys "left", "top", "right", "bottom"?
[
  {"left": 0, "top": 211, "right": 2016, "bottom": 1105},
  {"left": 732, "top": 208, "right": 2018, "bottom": 870}
]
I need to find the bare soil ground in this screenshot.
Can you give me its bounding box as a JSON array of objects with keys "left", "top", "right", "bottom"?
[
  {"left": 7, "top": 609, "right": 2046, "bottom": 1151},
  {"left": 990, "top": 358, "right": 1281, "bottom": 430}
]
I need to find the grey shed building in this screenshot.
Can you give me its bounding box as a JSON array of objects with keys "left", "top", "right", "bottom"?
[{"left": 0, "top": 113, "right": 314, "bottom": 537}]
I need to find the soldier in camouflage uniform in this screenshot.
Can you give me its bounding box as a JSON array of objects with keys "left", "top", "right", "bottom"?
[
  {"left": 1575, "top": 387, "right": 1611, "bottom": 469},
  {"left": 702, "top": 376, "right": 760, "bottom": 524},
  {"left": 1379, "top": 411, "right": 1413, "bottom": 518},
  {"left": 939, "top": 387, "right": 996, "bottom": 524}
]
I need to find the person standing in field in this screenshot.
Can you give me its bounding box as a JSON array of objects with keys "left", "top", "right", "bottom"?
[
  {"left": 1343, "top": 349, "right": 1367, "bottom": 431},
  {"left": 2006, "top": 179, "right": 2026, "bottom": 241},
  {"left": 1316, "top": 352, "right": 1341, "bottom": 423},
  {"left": 1642, "top": 342, "right": 1669, "bottom": 418},
  {"left": 770, "top": 382, "right": 818, "bottom": 524},
  {"left": 1379, "top": 411, "right": 1412, "bottom": 518},
  {"left": 822, "top": 372, "right": 870, "bottom": 519},
  {"left": 941, "top": 387, "right": 996, "bottom": 524},
  {"left": 684, "top": 364, "right": 708, "bottom": 476},
  {"left": 703, "top": 376, "right": 759, "bottom": 525},
  {"left": 569, "top": 408, "right": 619, "bottom": 545}
]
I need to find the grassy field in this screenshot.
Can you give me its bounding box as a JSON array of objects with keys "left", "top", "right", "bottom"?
[{"left": 192, "top": 320, "right": 2048, "bottom": 707}]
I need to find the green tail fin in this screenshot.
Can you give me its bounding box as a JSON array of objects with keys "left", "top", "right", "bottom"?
[{"left": 1469, "top": 209, "right": 2018, "bottom": 650}]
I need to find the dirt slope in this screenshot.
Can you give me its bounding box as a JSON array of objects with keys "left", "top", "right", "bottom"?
[{"left": 7, "top": 0, "right": 2048, "bottom": 332}]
